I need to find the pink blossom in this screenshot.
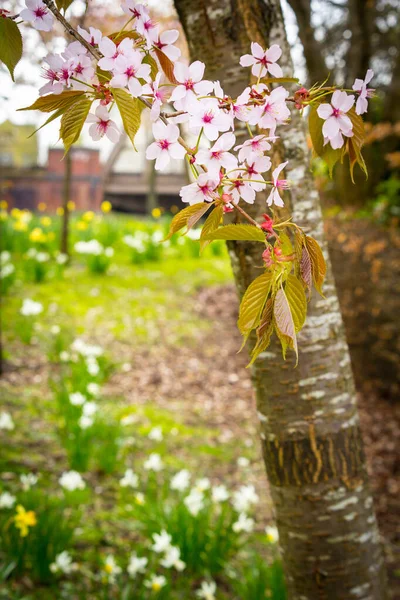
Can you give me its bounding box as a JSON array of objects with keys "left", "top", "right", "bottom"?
[
  {"left": 196, "top": 132, "right": 237, "bottom": 175},
  {"left": 39, "top": 54, "right": 64, "bottom": 96},
  {"left": 122, "top": 1, "right": 149, "bottom": 19},
  {"left": 20, "top": 0, "right": 53, "bottom": 32},
  {"left": 135, "top": 13, "right": 159, "bottom": 47},
  {"left": 110, "top": 52, "right": 151, "bottom": 97},
  {"left": 189, "top": 99, "right": 231, "bottom": 141},
  {"left": 241, "top": 155, "right": 272, "bottom": 191},
  {"left": 98, "top": 37, "right": 134, "bottom": 72},
  {"left": 62, "top": 41, "right": 88, "bottom": 60},
  {"left": 142, "top": 73, "right": 170, "bottom": 121},
  {"left": 352, "top": 69, "right": 374, "bottom": 115},
  {"left": 77, "top": 26, "right": 102, "bottom": 48},
  {"left": 248, "top": 86, "right": 290, "bottom": 132},
  {"left": 69, "top": 54, "right": 95, "bottom": 90},
  {"left": 170, "top": 61, "right": 213, "bottom": 111},
  {"left": 231, "top": 87, "right": 251, "bottom": 122},
  {"left": 240, "top": 43, "right": 283, "bottom": 78},
  {"left": 86, "top": 105, "right": 120, "bottom": 143},
  {"left": 146, "top": 122, "right": 186, "bottom": 170},
  {"left": 223, "top": 172, "right": 257, "bottom": 204},
  {"left": 180, "top": 174, "right": 219, "bottom": 205},
  {"left": 267, "top": 161, "right": 289, "bottom": 207},
  {"left": 235, "top": 134, "right": 276, "bottom": 163},
  {"left": 153, "top": 30, "right": 181, "bottom": 62},
  {"left": 317, "top": 90, "right": 354, "bottom": 149}
]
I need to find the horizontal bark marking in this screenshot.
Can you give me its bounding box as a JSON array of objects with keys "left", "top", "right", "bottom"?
[{"left": 262, "top": 423, "right": 366, "bottom": 487}]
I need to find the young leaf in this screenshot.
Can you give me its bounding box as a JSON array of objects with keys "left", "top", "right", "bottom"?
[
  {"left": 0, "top": 17, "right": 23, "bottom": 81},
  {"left": 277, "top": 231, "right": 294, "bottom": 256},
  {"left": 300, "top": 246, "right": 312, "bottom": 293},
  {"left": 308, "top": 104, "right": 342, "bottom": 176},
  {"left": 153, "top": 48, "right": 178, "bottom": 84},
  {"left": 60, "top": 97, "right": 92, "bottom": 154},
  {"left": 238, "top": 271, "right": 272, "bottom": 337},
  {"left": 304, "top": 235, "right": 326, "bottom": 295},
  {"left": 112, "top": 88, "right": 144, "bottom": 149},
  {"left": 203, "top": 224, "right": 266, "bottom": 242},
  {"left": 55, "top": 0, "right": 75, "bottom": 11},
  {"left": 274, "top": 288, "right": 298, "bottom": 361},
  {"left": 347, "top": 107, "right": 368, "bottom": 182},
  {"left": 164, "top": 202, "right": 213, "bottom": 240},
  {"left": 248, "top": 298, "right": 274, "bottom": 366},
  {"left": 18, "top": 91, "right": 85, "bottom": 113},
  {"left": 285, "top": 274, "right": 307, "bottom": 333},
  {"left": 200, "top": 204, "right": 223, "bottom": 252}
]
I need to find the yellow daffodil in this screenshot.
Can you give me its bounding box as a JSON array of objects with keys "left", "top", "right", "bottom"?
[
  {"left": 0, "top": 200, "right": 8, "bottom": 210},
  {"left": 151, "top": 208, "right": 162, "bottom": 219},
  {"left": 76, "top": 221, "right": 88, "bottom": 231},
  {"left": 56, "top": 207, "right": 64, "bottom": 216},
  {"left": 11, "top": 208, "right": 21, "bottom": 219},
  {"left": 37, "top": 202, "right": 46, "bottom": 212},
  {"left": 83, "top": 211, "right": 94, "bottom": 222},
  {"left": 29, "top": 228, "right": 47, "bottom": 243},
  {"left": 14, "top": 504, "right": 37, "bottom": 537},
  {"left": 0, "top": 210, "right": 8, "bottom": 221},
  {"left": 40, "top": 216, "right": 52, "bottom": 227},
  {"left": 13, "top": 221, "right": 28, "bottom": 232},
  {"left": 101, "top": 200, "right": 112, "bottom": 213},
  {"left": 67, "top": 201, "right": 75, "bottom": 211}
]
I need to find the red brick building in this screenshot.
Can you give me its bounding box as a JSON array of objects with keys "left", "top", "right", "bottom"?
[{"left": 0, "top": 147, "right": 103, "bottom": 212}]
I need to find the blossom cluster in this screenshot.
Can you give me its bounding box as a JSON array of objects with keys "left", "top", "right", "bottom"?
[{"left": 22, "top": 0, "right": 375, "bottom": 217}]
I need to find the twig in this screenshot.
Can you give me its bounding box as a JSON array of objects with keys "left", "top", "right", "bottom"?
[{"left": 234, "top": 204, "right": 261, "bottom": 228}]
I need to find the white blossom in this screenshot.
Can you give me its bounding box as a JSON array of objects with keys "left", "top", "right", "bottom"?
[
  {"left": 127, "top": 553, "right": 148, "bottom": 577},
  {"left": 152, "top": 530, "right": 172, "bottom": 553},
  {"left": 0, "top": 492, "right": 16, "bottom": 509},
  {"left": 144, "top": 453, "right": 164, "bottom": 472},
  {"left": 170, "top": 469, "right": 191, "bottom": 492},
  {"left": 59, "top": 471, "right": 86, "bottom": 491},
  {"left": 0, "top": 412, "right": 14, "bottom": 431},
  {"left": 120, "top": 469, "right": 139, "bottom": 488}
]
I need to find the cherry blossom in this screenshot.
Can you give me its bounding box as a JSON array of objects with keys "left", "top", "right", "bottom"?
[
  {"left": 86, "top": 105, "right": 121, "bottom": 142},
  {"left": 180, "top": 174, "right": 219, "bottom": 205},
  {"left": 196, "top": 132, "right": 237, "bottom": 175},
  {"left": 267, "top": 161, "right": 289, "bottom": 207},
  {"left": 62, "top": 41, "right": 88, "bottom": 61},
  {"left": 317, "top": 90, "right": 355, "bottom": 149},
  {"left": 77, "top": 26, "right": 102, "bottom": 48},
  {"left": 69, "top": 54, "right": 95, "bottom": 89},
  {"left": 122, "top": 0, "right": 149, "bottom": 19},
  {"left": 189, "top": 99, "right": 231, "bottom": 141},
  {"left": 241, "top": 155, "right": 272, "bottom": 191},
  {"left": 153, "top": 30, "right": 181, "bottom": 61},
  {"left": 20, "top": 0, "right": 53, "bottom": 32},
  {"left": 240, "top": 43, "right": 283, "bottom": 78},
  {"left": 39, "top": 54, "right": 64, "bottom": 96},
  {"left": 142, "top": 73, "right": 170, "bottom": 121},
  {"left": 248, "top": 86, "right": 290, "bottom": 132},
  {"left": 135, "top": 12, "right": 159, "bottom": 47},
  {"left": 224, "top": 173, "right": 257, "bottom": 205},
  {"left": 98, "top": 37, "right": 134, "bottom": 71},
  {"left": 235, "top": 134, "right": 275, "bottom": 163},
  {"left": 352, "top": 69, "right": 374, "bottom": 115},
  {"left": 146, "top": 122, "right": 186, "bottom": 170},
  {"left": 110, "top": 52, "right": 151, "bottom": 97},
  {"left": 170, "top": 61, "right": 213, "bottom": 111}
]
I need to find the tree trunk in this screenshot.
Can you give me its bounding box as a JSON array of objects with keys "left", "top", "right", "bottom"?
[
  {"left": 173, "top": 0, "right": 387, "bottom": 597},
  {"left": 60, "top": 151, "right": 71, "bottom": 256}
]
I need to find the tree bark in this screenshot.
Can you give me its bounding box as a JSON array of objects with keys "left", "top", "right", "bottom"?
[
  {"left": 173, "top": 0, "right": 387, "bottom": 598},
  {"left": 60, "top": 151, "right": 71, "bottom": 256}
]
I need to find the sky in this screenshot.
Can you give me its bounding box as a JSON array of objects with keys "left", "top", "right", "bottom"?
[{"left": 0, "top": 0, "right": 304, "bottom": 165}]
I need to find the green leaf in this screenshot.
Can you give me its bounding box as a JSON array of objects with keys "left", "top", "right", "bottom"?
[
  {"left": 309, "top": 104, "right": 342, "bottom": 176},
  {"left": 112, "top": 88, "right": 144, "bottom": 149},
  {"left": 28, "top": 107, "right": 67, "bottom": 138},
  {"left": 277, "top": 231, "right": 294, "bottom": 256},
  {"left": 142, "top": 54, "right": 158, "bottom": 80},
  {"left": 18, "top": 91, "right": 85, "bottom": 113},
  {"left": 55, "top": 0, "right": 75, "bottom": 11},
  {"left": 0, "top": 18, "right": 23, "bottom": 81},
  {"left": 164, "top": 202, "right": 212, "bottom": 240},
  {"left": 238, "top": 271, "right": 272, "bottom": 337},
  {"left": 200, "top": 204, "right": 223, "bottom": 252},
  {"left": 304, "top": 235, "right": 326, "bottom": 295},
  {"left": 248, "top": 298, "right": 274, "bottom": 366},
  {"left": 60, "top": 97, "right": 92, "bottom": 154},
  {"left": 274, "top": 288, "right": 297, "bottom": 362},
  {"left": 203, "top": 224, "right": 266, "bottom": 242},
  {"left": 347, "top": 107, "right": 368, "bottom": 182},
  {"left": 285, "top": 274, "right": 307, "bottom": 333}
]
